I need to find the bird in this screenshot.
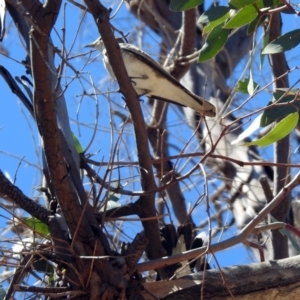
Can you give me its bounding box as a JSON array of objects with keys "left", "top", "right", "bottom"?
[{"left": 85, "top": 37, "right": 216, "bottom": 117}]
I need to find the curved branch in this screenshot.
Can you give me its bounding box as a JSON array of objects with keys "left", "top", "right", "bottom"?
[{"left": 0, "top": 169, "right": 51, "bottom": 224}]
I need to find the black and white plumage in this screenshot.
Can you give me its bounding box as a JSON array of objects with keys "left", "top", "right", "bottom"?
[{"left": 86, "top": 37, "right": 216, "bottom": 117}]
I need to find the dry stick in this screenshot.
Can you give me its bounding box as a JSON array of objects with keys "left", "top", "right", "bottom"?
[
  {"left": 85, "top": 150, "right": 300, "bottom": 199},
  {"left": 259, "top": 176, "right": 274, "bottom": 203},
  {"left": 198, "top": 165, "right": 235, "bottom": 298},
  {"left": 136, "top": 169, "right": 300, "bottom": 272},
  {"left": 87, "top": 152, "right": 300, "bottom": 169}
]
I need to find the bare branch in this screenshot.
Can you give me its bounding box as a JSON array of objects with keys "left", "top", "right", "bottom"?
[{"left": 0, "top": 169, "right": 51, "bottom": 224}]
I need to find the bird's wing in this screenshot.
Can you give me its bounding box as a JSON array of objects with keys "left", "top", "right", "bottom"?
[
  {"left": 120, "top": 43, "right": 215, "bottom": 116},
  {"left": 120, "top": 43, "right": 192, "bottom": 92}
]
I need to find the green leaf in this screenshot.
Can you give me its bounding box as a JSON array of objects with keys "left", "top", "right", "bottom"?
[
  {"left": 107, "top": 181, "right": 123, "bottom": 202},
  {"left": 34, "top": 259, "right": 54, "bottom": 275},
  {"left": 230, "top": 0, "right": 281, "bottom": 8},
  {"left": 264, "top": 0, "right": 282, "bottom": 7},
  {"left": 108, "top": 193, "right": 121, "bottom": 202},
  {"left": 255, "top": 0, "right": 282, "bottom": 9},
  {"left": 198, "top": 6, "right": 231, "bottom": 34},
  {"left": 99, "top": 200, "right": 121, "bottom": 212},
  {"left": 260, "top": 90, "right": 300, "bottom": 126},
  {"left": 236, "top": 78, "right": 259, "bottom": 94},
  {"left": 247, "top": 15, "right": 267, "bottom": 35},
  {"left": 72, "top": 132, "right": 83, "bottom": 153},
  {"left": 247, "top": 71, "right": 259, "bottom": 96},
  {"left": 198, "top": 24, "right": 230, "bottom": 62},
  {"left": 262, "top": 29, "right": 300, "bottom": 54},
  {"left": 229, "top": 0, "right": 259, "bottom": 8},
  {"left": 260, "top": 24, "right": 270, "bottom": 69},
  {"left": 224, "top": 4, "right": 258, "bottom": 29},
  {"left": 280, "top": 228, "right": 300, "bottom": 254},
  {"left": 0, "top": 286, "right": 6, "bottom": 300},
  {"left": 25, "top": 217, "right": 49, "bottom": 236},
  {"left": 270, "top": 215, "right": 300, "bottom": 254},
  {"left": 170, "top": 0, "right": 203, "bottom": 11},
  {"left": 243, "top": 112, "right": 298, "bottom": 147}
]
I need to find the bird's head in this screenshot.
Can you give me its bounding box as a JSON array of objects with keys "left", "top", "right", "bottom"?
[
  {"left": 84, "top": 37, "right": 105, "bottom": 51},
  {"left": 85, "top": 37, "right": 125, "bottom": 51}
]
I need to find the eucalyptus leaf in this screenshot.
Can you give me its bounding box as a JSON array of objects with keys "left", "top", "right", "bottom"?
[
  {"left": 270, "top": 216, "right": 300, "bottom": 254},
  {"left": 260, "top": 91, "right": 300, "bottom": 126},
  {"left": 198, "top": 6, "right": 231, "bottom": 34},
  {"left": 25, "top": 217, "right": 49, "bottom": 236},
  {"left": 72, "top": 132, "right": 83, "bottom": 153},
  {"left": 243, "top": 112, "right": 298, "bottom": 147},
  {"left": 199, "top": 23, "right": 229, "bottom": 62},
  {"left": 224, "top": 4, "right": 258, "bottom": 29},
  {"left": 0, "top": 285, "right": 6, "bottom": 300},
  {"left": 280, "top": 228, "right": 300, "bottom": 254},
  {"left": 247, "top": 15, "right": 267, "bottom": 35},
  {"left": 170, "top": 0, "right": 203, "bottom": 11},
  {"left": 229, "top": 0, "right": 258, "bottom": 8},
  {"left": 236, "top": 78, "right": 259, "bottom": 95},
  {"left": 247, "top": 71, "right": 258, "bottom": 96},
  {"left": 262, "top": 29, "right": 300, "bottom": 54}
]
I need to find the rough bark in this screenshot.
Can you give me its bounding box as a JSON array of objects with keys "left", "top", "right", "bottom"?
[{"left": 142, "top": 255, "right": 300, "bottom": 299}]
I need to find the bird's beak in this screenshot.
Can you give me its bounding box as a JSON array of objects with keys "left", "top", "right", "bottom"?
[{"left": 83, "top": 40, "right": 97, "bottom": 49}]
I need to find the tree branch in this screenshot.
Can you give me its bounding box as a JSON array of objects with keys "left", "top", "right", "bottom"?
[
  {"left": 137, "top": 167, "right": 300, "bottom": 271},
  {"left": 83, "top": 0, "right": 167, "bottom": 273},
  {"left": 0, "top": 169, "right": 51, "bottom": 224},
  {"left": 142, "top": 255, "right": 300, "bottom": 299},
  {"left": 268, "top": 12, "right": 290, "bottom": 259}
]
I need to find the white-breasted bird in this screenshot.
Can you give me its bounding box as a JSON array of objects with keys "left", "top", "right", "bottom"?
[{"left": 85, "top": 37, "right": 216, "bottom": 117}]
